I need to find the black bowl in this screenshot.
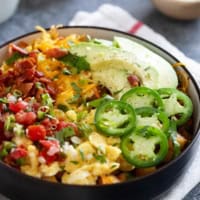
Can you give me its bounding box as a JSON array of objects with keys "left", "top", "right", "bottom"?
[{"left": 0, "top": 26, "right": 200, "bottom": 200}]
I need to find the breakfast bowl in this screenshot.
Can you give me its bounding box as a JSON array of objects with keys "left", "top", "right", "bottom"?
[{"left": 0, "top": 26, "right": 199, "bottom": 200}]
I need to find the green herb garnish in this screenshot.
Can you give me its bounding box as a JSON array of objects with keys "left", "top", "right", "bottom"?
[
  {"left": 0, "top": 98, "right": 8, "bottom": 104},
  {"left": 55, "top": 127, "right": 75, "bottom": 145},
  {"left": 57, "top": 104, "right": 68, "bottom": 112},
  {"left": 16, "top": 157, "right": 26, "bottom": 166},
  {"left": 13, "top": 89, "right": 22, "bottom": 97},
  {"left": 93, "top": 153, "right": 106, "bottom": 163},
  {"left": 79, "top": 150, "right": 85, "bottom": 161},
  {"left": 70, "top": 160, "right": 79, "bottom": 165},
  {"left": 6, "top": 52, "right": 24, "bottom": 65},
  {"left": 78, "top": 123, "right": 92, "bottom": 138},
  {"left": 4, "top": 115, "right": 15, "bottom": 131},
  {"left": 59, "top": 53, "right": 90, "bottom": 73},
  {"left": 69, "top": 82, "right": 82, "bottom": 104}
]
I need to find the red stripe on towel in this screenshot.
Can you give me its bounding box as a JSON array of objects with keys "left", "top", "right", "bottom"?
[{"left": 128, "top": 21, "right": 143, "bottom": 34}]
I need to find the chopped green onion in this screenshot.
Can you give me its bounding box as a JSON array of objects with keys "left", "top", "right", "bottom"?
[
  {"left": 0, "top": 98, "right": 8, "bottom": 104},
  {"left": 78, "top": 123, "right": 92, "bottom": 138},
  {"left": 41, "top": 94, "right": 54, "bottom": 115},
  {"left": 87, "top": 95, "right": 113, "bottom": 108},
  {"left": 5, "top": 52, "right": 24, "bottom": 65},
  {"left": 13, "top": 123, "right": 25, "bottom": 136},
  {"left": 13, "top": 89, "right": 22, "bottom": 97},
  {"left": 16, "top": 157, "right": 26, "bottom": 166},
  {"left": 0, "top": 141, "right": 15, "bottom": 159},
  {"left": 70, "top": 160, "right": 79, "bottom": 165},
  {"left": 93, "top": 153, "right": 106, "bottom": 163},
  {"left": 37, "top": 106, "right": 50, "bottom": 120},
  {"left": 35, "top": 82, "right": 43, "bottom": 89},
  {"left": 57, "top": 104, "right": 68, "bottom": 112},
  {"left": 62, "top": 68, "right": 71, "bottom": 75},
  {"left": 79, "top": 150, "right": 85, "bottom": 161},
  {"left": 4, "top": 115, "right": 15, "bottom": 131}
]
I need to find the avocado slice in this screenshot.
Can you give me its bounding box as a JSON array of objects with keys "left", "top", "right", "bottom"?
[
  {"left": 70, "top": 40, "right": 178, "bottom": 98},
  {"left": 114, "top": 36, "right": 178, "bottom": 89}
]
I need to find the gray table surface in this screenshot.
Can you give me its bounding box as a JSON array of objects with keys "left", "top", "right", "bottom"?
[{"left": 0, "top": 0, "right": 199, "bottom": 199}]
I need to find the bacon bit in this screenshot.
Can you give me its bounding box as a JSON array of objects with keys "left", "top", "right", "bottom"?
[
  {"left": 17, "top": 41, "right": 28, "bottom": 48},
  {"left": 14, "top": 57, "right": 36, "bottom": 69},
  {"left": 127, "top": 75, "right": 140, "bottom": 87},
  {"left": 0, "top": 84, "right": 7, "bottom": 97},
  {"left": 28, "top": 51, "right": 38, "bottom": 60},
  {"left": 13, "top": 57, "right": 36, "bottom": 79},
  {"left": 35, "top": 70, "right": 44, "bottom": 78},
  {"left": 93, "top": 87, "right": 100, "bottom": 99},
  {"left": 45, "top": 48, "right": 68, "bottom": 59},
  {"left": 8, "top": 43, "right": 28, "bottom": 56},
  {"left": 39, "top": 77, "right": 51, "bottom": 84},
  {"left": 16, "top": 82, "right": 34, "bottom": 97},
  {"left": 46, "top": 83, "right": 57, "bottom": 97}
]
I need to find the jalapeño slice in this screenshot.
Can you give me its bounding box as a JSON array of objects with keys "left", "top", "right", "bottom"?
[
  {"left": 157, "top": 88, "right": 193, "bottom": 126},
  {"left": 95, "top": 100, "right": 136, "bottom": 136},
  {"left": 121, "top": 126, "right": 168, "bottom": 168},
  {"left": 135, "top": 107, "right": 170, "bottom": 136},
  {"left": 121, "top": 87, "right": 163, "bottom": 110}
]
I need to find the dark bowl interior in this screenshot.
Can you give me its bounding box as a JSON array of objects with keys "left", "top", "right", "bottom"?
[{"left": 0, "top": 26, "right": 200, "bottom": 200}]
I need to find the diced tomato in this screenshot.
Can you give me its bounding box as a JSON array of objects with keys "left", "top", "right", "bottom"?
[
  {"left": 15, "top": 111, "right": 37, "bottom": 125},
  {"left": 9, "top": 101, "right": 28, "bottom": 113},
  {"left": 41, "top": 118, "right": 58, "bottom": 136},
  {"left": 57, "top": 121, "right": 79, "bottom": 135},
  {"left": 27, "top": 125, "right": 46, "bottom": 141},
  {"left": 39, "top": 140, "right": 60, "bottom": 156},
  {"left": 10, "top": 147, "right": 27, "bottom": 160},
  {"left": 39, "top": 149, "right": 58, "bottom": 165},
  {"left": 32, "top": 102, "right": 41, "bottom": 112},
  {"left": 39, "top": 139, "right": 59, "bottom": 150}
]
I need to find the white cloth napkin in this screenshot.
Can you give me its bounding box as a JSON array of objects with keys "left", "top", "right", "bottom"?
[{"left": 69, "top": 4, "right": 200, "bottom": 200}]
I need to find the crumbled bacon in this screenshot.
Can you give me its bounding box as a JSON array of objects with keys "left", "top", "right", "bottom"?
[
  {"left": 16, "top": 82, "right": 34, "bottom": 97},
  {"left": 8, "top": 43, "right": 28, "bottom": 56},
  {"left": 44, "top": 48, "right": 68, "bottom": 59},
  {"left": 35, "top": 70, "right": 44, "bottom": 78},
  {"left": 28, "top": 51, "right": 38, "bottom": 60},
  {"left": 127, "top": 75, "right": 140, "bottom": 87}
]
